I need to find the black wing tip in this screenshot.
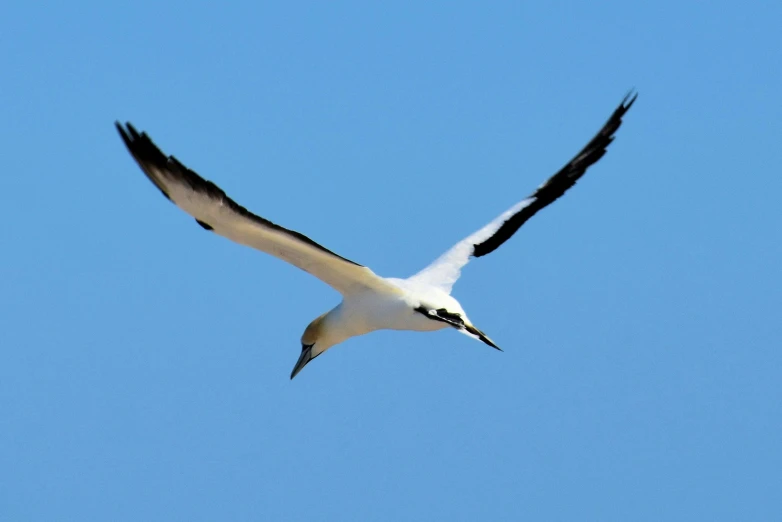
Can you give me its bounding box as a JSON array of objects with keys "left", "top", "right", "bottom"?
[
  {"left": 115, "top": 121, "right": 174, "bottom": 201},
  {"left": 115, "top": 121, "right": 142, "bottom": 141},
  {"left": 620, "top": 90, "right": 638, "bottom": 113},
  {"left": 470, "top": 90, "right": 638, "bottom": 258},
  {"left": 114, "top": 121, "right": 131, "bottom": 146},
  {"left": 603, "top": 90, "right": 638, "bottom": 131},
  {"left": 115, "top": 121, "right": 160, "bottom": 161}
]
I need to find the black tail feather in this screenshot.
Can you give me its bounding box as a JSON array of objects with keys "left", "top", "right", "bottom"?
[
  {"left": 464, "top": 324, "right": 503, "bottom": 351},
  {"left": 415, "top": 306, "right": 503, "bottom": 351}
]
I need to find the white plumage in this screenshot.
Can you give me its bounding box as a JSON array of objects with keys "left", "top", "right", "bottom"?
[{"left": 116, "top": 92, "right": 636, "bottom": 379}]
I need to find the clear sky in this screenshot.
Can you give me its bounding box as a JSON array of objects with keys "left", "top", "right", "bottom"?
[{"left": 1, "top": 1, "right": 780, "bottom": 520}]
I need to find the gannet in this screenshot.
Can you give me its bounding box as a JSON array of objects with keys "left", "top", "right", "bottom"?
[{"left": 116, "top": 92, "right": 636, "bottom": 379}]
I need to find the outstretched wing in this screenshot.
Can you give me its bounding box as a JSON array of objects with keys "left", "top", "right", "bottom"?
[
  {"left": 409, "top": 92, "right": 637, "bottom": 293},
  {"left": 116, "top": 123, "right": 392, "bottom": 296}
]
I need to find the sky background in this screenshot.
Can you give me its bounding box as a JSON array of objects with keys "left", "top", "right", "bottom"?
[{"left": 2, "top": 1, "right": 781, "bottom": 520}]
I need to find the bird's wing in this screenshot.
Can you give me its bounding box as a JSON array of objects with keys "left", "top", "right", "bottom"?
[
  {"left": 116, "top": 123, "right": 395, "bottom": 296},
  {"left": 408, "top": 92, "right": 637, "bottom": 293}
]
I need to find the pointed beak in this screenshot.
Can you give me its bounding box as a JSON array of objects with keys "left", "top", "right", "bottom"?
[{"left": 290, "top": 344, "right": 315, "bottom": 380}]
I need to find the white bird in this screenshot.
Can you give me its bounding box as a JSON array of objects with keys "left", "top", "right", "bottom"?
[{"left": 117, "top": 92, "right": 636, "bottom": 379}]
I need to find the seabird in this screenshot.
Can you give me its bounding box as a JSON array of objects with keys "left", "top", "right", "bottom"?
[{"left": 116, "top": 92, "right": 637, "bottom": 379}]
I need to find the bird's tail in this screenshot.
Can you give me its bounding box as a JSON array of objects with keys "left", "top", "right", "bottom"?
[{"left": 463, "top": 323, "right": 502, "bottom": 351}]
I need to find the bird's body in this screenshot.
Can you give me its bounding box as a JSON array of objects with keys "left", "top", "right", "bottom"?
[
  {"left": 313, "top": 282, "right": 448, "bottom": 341},
  {"left": 116, "top": 92, "right": 636, "bottom": 378},
  {"left": 331, "top": 278, "right": 466, "bottom": 335}
]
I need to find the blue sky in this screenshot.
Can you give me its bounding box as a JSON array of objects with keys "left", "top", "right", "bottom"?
[{"left": 2, "top": 1, "right": 781, "bottom": 520}]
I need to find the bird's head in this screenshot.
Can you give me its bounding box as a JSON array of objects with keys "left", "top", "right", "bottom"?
[{"left": 290, "top": 312, "right": 336, "bottom": 379}]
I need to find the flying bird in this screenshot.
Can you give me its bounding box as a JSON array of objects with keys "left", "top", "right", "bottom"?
[{"left": 116, "top": 92, "right": 637, "bottom": 379}]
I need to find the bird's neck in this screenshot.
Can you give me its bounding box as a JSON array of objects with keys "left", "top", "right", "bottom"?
[{"left": 322, "top": 301, "right": 376, "bottom": 342}]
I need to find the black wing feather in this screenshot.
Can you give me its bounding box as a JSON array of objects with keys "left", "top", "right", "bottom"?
[
  {"left": 472, "top": 92, "right": 637, "bottom": 258},
  {"left": 115, "top": 122, "right": 363, "bottom": 267}
]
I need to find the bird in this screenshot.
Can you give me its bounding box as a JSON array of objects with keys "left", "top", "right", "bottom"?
[{"left": 116, "top": 92, "right": 636, "bottom": 379}]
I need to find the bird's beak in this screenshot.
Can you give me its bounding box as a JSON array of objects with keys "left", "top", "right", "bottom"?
[{"left": 290, "top": 344, "right": 315, "bottom": 380}]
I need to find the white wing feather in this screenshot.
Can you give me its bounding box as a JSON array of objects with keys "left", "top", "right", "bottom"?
[
  {"left": 117, "top": 123, "right": 394, "bottom": 296},
  {"left": 407, "top": 197, "right": 536, "bottom": 293},
  {"left": 408, "top": 92, "right": 637, "bottom": 294}
]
